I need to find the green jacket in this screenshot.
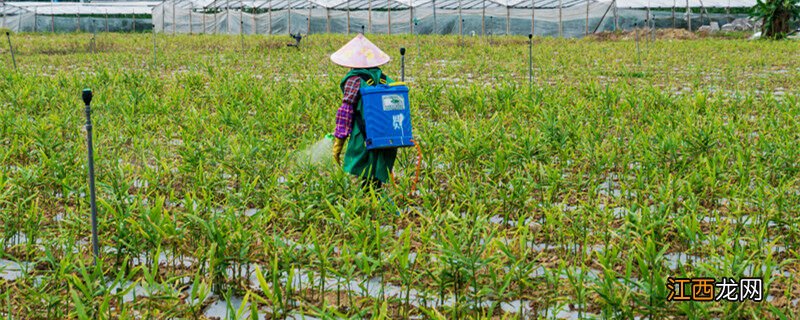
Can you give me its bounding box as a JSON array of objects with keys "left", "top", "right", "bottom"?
[{"left": 340, "top": 68, "right": 397, "bottom": 183}]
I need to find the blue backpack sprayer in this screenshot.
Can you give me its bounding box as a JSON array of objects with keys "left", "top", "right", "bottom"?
[{"left": 360, "top": 48, "right": 423, "bottom": 195}]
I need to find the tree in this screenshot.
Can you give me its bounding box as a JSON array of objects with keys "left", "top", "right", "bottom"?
[{"left": 751, "top": 0, "right": 800, "bottom": 39}]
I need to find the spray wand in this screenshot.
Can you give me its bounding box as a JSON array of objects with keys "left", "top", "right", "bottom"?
[
  {"left": 403, "top": 47, "right": 423, "bottom": 197},
  {"left": 388, "top": 47, "right": 424, "bottom": 199}
]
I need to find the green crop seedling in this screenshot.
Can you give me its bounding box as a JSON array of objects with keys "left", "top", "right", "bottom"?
[{"left": 0, "top": 33, "right": 798, "bottom": 319}]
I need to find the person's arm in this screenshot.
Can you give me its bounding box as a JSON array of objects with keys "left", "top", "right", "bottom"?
[
  {"left": 333, "top": 76, "right": 361, "bottom": 164},
  {"left": 334, "top": 76, "right": 361, "bottom": 139}
]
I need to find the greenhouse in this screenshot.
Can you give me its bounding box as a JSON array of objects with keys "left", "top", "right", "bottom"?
[
  {"left": 150, "top": 0, "right": 756, "bottom": 36},
  {"left": 0, "top": 1, "right": 159, "bottom": 32},
  {"left": 1, "top": 0, "right": 755, "bottom": 35}
]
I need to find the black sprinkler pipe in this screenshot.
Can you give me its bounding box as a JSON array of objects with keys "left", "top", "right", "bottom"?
[{"left": 83, "top": 89, "right": 100, "bottom": 264}]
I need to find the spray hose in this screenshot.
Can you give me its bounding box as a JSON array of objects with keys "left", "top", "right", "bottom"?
[
  {"left": 389, "top": 138, "right": 423, "bottom": 199},
  {"left": 410, "top": 139, "right": 423, "bottom": 196}
]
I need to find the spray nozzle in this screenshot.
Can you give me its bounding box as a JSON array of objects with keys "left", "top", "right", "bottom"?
[
  {"left": 400, "top": 47, "right": 406, "bottom": 55},
  {"left": 82, "top": 89, "right": 93, "bottom": 105},
  {"left": 325, "top": 133, "right": 334, "bottom": 140}
]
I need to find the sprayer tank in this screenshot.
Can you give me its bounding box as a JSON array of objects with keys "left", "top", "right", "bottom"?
[{"left": 360, "top": 84, "right": 415, "bottom": 150}]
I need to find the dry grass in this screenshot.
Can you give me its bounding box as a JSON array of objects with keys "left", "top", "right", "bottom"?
[{"left": 590, "top": 28, "right": 700, "bottom": 41}]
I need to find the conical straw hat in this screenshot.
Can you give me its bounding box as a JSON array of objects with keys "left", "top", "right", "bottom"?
[{"left": 330, "top": 34, "right": 391, "bottom": 68}]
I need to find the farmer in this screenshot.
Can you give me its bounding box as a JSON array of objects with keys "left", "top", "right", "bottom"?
[{"left": 330, "top": 34, "right": 396, "bottom": 189}]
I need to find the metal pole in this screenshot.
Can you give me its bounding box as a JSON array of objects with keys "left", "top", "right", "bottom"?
[
  {"left": 458, "top": 0, "right": 462, "bottom": 35},
  {"left": 686, "top": 0, "right": 690, "bottom": 31},
  {"left": 6, "top": 32, "right": 17, "bottom": 71},
  {"left": 698, "top": 0, "right": 710, "bottom": 27},
  {"left": 267, "top": 0, "right": 272, "bottom": 34},
  {"left": 347, "top": 0, "right": 350, "bottom": 34},
  {"left": 593, "top": 0, "right": 614, "bottom": 33},
  {"left": 409, "top": 4, "right": 413, "bottom": 34},
  {"left": 699, "top": 3, "right": 703, "bottom": 25},
  {"left": 368, "top": 0, "right": 372, "bottom": 33},
  {"left": 190, "top": 4, "right": 194, "bottom": 34},
  {"left": 432, "top": 0, "right": 436, "bottom": 33},
  {"left": 672, "top": 3, "right": 675, "bottom": 28},
  {"left": 173, "top": 1, "right": 176, "bottom": 34},
  {"left": 189, "top": 2, "right": 194, "bottom": 34},
  {"left": 558, "top": 0, "right": 562, "bottom": 37},
  {"left": 259, "top": 5, "right": 265, "bottom": 34},
  {"left": 82, "top": 89, "right": 99, "bottom": 265},
  {"left": 105, "top": 10, "right": 108, "bottom": 33},
  {"left": 326, "top": 7, "right": 330, "bottom": 33},
  {"left": 133, "top": 13, "right": 136, "bottom": 32},
  {"left": 288, "top": 0, "right": 291, "bottom": 34},
  {"left": 531, "top": 0, "right": 535, "bottom": 36},
  {"left": 528, "top": 33, "right": 532, "bottom": 90},
  {"left": 306, "top": 6, "right": 310, "bottom": 34},
  {"left": 482, "top": 0, "right": 485, "bottom": 36},
  {"left": 388, "top": 0, "right": 391, "bottom": 34},
  {"left": 646, "top": 6, "right": 650, "bottom": 42},
  {"left": 505, "top": 5, "right": 509, "bottom": 35},
  {"left": 153, "top": 27, "right": 157, "bottom": 67},
  {"left": 613, "top": 0, "right": 618, "bottom": 30},
  {"left": 203, "top": 7, "right": 207, "bottom": 33},
  {"left": 34, "top": 7, "right": 37, "bottom": 33},
  {"left": 585, "top": 0, "right": 589, "bottom": 36},
  {"left": 725, "top": 3, "right": 730, "bottom": 22},
  {"left": 651, "top": 12, "right": 655, "bottom": 41},
  {"left": 634, "top": 23, "right": 640, "bottom": 66},
  {"left": 268, "top": 0, "right": 272, "bottom": 34}
]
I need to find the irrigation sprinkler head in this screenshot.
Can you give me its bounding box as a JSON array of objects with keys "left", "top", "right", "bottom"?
[
  {"left": 528, "top": 34, "right": 532, "bottom": 39},
  {"left": 400, "top": 48, "right": 406, "bottom": 81},
  {"left": 82, "top": 89, "right": 93, "bottom": 106}
]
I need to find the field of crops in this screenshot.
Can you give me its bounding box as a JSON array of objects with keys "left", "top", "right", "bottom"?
[{"left": 1, "top": 32, "right": 799, "bottom": 319}]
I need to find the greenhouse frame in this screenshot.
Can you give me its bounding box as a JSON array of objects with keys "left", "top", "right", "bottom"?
[{"left": 1, "top": 0, "right": 756, "bottom": 36}]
